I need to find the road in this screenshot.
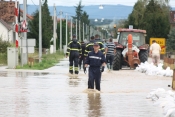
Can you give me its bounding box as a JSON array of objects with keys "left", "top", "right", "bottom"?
[{"left": 0, "top": 58, "right": 172, "bottom": 117}]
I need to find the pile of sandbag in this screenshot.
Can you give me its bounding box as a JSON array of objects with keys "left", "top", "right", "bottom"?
[
  {"left": 135, "top": 62, "right": 173, "bottom": 77},
  {"left": 147, "top": 88, "right": 175, "bottom": 117}
]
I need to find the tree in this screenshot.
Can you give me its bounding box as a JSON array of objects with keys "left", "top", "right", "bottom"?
[
  {"left": 125, "top": 0, "right": 170, "bottom": 44},
  {"left": 167, "top": 28, "right": 175, "bottom": 51},
  {"left": 74, "top": 0, "right": 90, "bottom": 41},
  {"left": 124, "top": 0, "right": 145, "bottom": 29},
  {"left": 141, "top": 0, "right": 170, "bottom": 43},
  {"left": 28, "top": 0, "right": 53, "bottom": 48},
  {"left": 57, "top": 20, "right": 70, "bottom": 49}
]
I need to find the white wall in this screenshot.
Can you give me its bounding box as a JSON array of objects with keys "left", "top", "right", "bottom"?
[{"left": 0, "top": 22, "right": 13, "bottom": 43}]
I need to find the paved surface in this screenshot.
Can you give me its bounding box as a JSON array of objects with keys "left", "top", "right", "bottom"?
[{"left": 0, "top": 58, "right": 171, "bottom": 117}]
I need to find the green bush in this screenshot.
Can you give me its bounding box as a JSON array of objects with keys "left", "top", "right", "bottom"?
[{"left": 0, "top": 37, "right": 12, "bottom": 65}]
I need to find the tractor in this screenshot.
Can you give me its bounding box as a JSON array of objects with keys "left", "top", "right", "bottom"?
[{"left": 113, "top": 28, "right": 149, "bottom": 70}]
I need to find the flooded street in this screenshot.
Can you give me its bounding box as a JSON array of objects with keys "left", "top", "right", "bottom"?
[{"left": 0, "top": 59, "right": 172, "bottom": 117}]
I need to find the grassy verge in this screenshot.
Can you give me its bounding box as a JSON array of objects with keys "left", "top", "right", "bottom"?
[{"left": 16, "top": 51, "right": 65, "bottom": 70}]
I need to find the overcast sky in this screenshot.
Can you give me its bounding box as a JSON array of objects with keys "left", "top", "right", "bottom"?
[{"left": 18, "top": 0, "right": 175, "bottom": 7}]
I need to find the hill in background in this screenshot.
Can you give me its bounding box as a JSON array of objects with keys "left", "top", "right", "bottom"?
[
  {"left": 21, "top": 4, "right": 175, "bottom": 26},
  {"left": 23, "top": 4, "right": 133, "bottom": 19}
]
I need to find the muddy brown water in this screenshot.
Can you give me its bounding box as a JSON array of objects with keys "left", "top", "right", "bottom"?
[{"left": 0, "top": 60, "right": 172, "bottom": 117}]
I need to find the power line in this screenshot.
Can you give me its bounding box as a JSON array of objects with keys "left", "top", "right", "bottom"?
[{"left": 30, "top": 0, "right": 37, "bottom": 6}]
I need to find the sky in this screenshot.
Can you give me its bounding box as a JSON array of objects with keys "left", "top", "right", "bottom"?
[{"left": 18, "top": 0, "right": 175, "bottom": 7}]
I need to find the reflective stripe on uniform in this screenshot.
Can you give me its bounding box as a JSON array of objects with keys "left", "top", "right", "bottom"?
[
  {"left": 86, "top": 43, "right": 94, "bottom": 47},
  {"left": 70, "top": 48, "right": 80, "bottom": 51},
  {"left": 78, "top": 42, "right": 81, "bottom": 45},
  {"left": 89, "top": 56, "right": 102, "bottom": 60},
  {"left": 68, "top": 41, "right": 73, "bottom": 45},
  {"left": 97, "top": 42, "right": 103, "bottom": 45},
  {"left": 69, "top": 66, "right": 73, "bottom": 70},
  {"left": 74, "top": 67, "right": 79, "bottom": 71}
]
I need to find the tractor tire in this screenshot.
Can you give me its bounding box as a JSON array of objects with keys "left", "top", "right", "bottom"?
[
  {"left": 113, "top": 50, "right": 122, "bottom": 70},
  {"left": 139, "top": 50, "right": 148, "bottom": 63}
]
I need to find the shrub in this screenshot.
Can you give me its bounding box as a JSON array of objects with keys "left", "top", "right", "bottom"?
[{"left": 0, "top": 36, "right": 12, "bottom": 64}]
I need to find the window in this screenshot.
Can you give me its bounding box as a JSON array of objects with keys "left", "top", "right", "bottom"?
[{"left": 118, "top": 32, "right": 145, "bottom": 46}]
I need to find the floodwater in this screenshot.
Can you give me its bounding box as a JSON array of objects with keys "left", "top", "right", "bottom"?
[{"left": 0, "top": 59, "right": 172, "bottom": 117}]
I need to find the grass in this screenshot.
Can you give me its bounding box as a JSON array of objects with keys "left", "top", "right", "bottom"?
[{"left": 16, "top": 51, "right": 65, "bottom": 70}]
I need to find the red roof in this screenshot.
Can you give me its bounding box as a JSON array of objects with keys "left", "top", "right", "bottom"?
[{"left": 20, "top": 9, "right": 33, "bottom": 20}]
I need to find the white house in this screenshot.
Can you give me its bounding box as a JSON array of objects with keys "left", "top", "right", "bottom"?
[{"left": 0, "top": 19, "right": 13, "bottom": 42}]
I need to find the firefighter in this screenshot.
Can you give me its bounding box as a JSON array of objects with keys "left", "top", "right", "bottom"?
[
  {"left": 78, "top": 41, "right": 86, "bottom": 70},
  {"left": 94, "top": 34, "right": 105, "bottom": 54},
  {"left": 84, "top": 42, "right": 106, "bottom": 91},
  {"left": 84, "top": 36, "right": 95, "bottom": 57},
  {"left": 66, "top": 35, "right": 82, "bottom": 75}
]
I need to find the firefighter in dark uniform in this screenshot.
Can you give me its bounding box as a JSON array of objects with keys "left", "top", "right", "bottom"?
[
  {"left": 84, "top": 36, "right": 95, "bottom": 57},
  {"left": 78, "top": 41, "right": 86, "bottom": 70},
  {"left": 66, "top": 35, "right": 82, "bottom": 75},
  {"left": 94, "top": 34, "right": 105, "bottom": 54},
  {"left": 85, "top": 42, "right": 106, "bottom": 91}
]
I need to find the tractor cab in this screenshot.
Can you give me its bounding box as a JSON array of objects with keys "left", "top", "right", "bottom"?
[{"left": 113, "top": 28, "right": 149, "bottom": 70}]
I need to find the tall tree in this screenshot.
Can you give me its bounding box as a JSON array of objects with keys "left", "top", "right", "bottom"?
[
  {"left": 141, "top": 0, "right": 170, "bottom": 43},
  {"left": 75, "top": 0, "right": 83, "bottom": 21},
  {"left": 57, "top": 20, "right": 69, "bottom": 48},
  {"left": 28, "top": 0, "right": 53, "bottom": 48},
  {"left": 167, "top": 28, "right": 175, "bottom": 51},
  {"left": 74, "top": 0, "right": 90, "bottom": 41},
  {"left": 124, "top": 0, "right": 145, "bottom": 29}
]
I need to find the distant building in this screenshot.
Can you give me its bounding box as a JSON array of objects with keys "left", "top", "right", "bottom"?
[
  {"left": 0, "top": 0, "right": 33, "bottom": 43},
  {"left": 0, "top": 19, "right": 13, "bottom": 42},
  {"left": 169, "top": 11, "right": 175, "bottom": 28}
]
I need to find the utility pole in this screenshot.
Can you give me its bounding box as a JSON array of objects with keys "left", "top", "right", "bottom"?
[
  {"left": 71, "top": 17, "right": 72, "bottom": 39},
  {"left": 66, "top": 13, "right": 68, "bottom": 46},
  {"left": 15, "top": 0, "right": 19, "bottom": 67},
  {"left": 79, "top": 20, "right": 80, "bottom": 41},
  {"left": 23, "top": 0, "right": 28, "bottom": 64},
  {"left": 76, "top": 19, "right": 77, "bottom": 38},
  {"left": 60, "top": 10, "right": 62, "bottom": 51},
  {"left": 83, "top": 22, "right": 84, "bottom": 41},
  {"left": 39, "top": 0, "right": 42, "bottom": 62},
  {"left": 53, "top": 3, "right": 56, "bottom": 53},
  {"left": 86, "top": 24, "right": 87, "bottom": 39}
]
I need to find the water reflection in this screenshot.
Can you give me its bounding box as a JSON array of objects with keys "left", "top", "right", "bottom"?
[
  {"left": 87, "top": 93, "right": 103, "bottom": 117},
  {"left": 0, "top": 72, "right": 7, "bottom": 77},
  {"left": 69, "top": 79, "right": 80, "bottom": 87}
]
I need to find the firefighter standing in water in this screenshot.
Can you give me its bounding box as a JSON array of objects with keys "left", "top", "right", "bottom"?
[
  {"left": 84, "top": 36, "right": 95, "bottom": 57},
  {"left": 94, "top": 34, "right": 105, "bottom": 54},
  {"left": 66, "top": 35, "right": 82, "bottom": 75},
  {"left": 78, "top": 41, "right": 86, "bottom": 70},
  {"left": 85, "top": 42, "right": 106, "bottom": 91}
]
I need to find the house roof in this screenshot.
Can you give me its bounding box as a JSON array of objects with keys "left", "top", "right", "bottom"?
[
  {"left": 19, "top": 9, "right": 33, "bottom": 20},
  {"left": 0, "top": 19, "right": 12, "bottom": 31}
]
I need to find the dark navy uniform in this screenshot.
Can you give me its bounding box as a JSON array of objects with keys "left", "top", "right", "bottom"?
[
  {"left": 85, "top": 50, "right": 106, "bottom": 91},
  {"left": 84, "top": 39, "right": 95, "bottom": 57},
  {"left": 95, "top": 39, "right": 105, "bottom": 54},
  {"left": 78, "top": 42, "right": 86, "bottom": 69},
  {"left": 66, "top": 39, "right": 82, "bottom": 74}
]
